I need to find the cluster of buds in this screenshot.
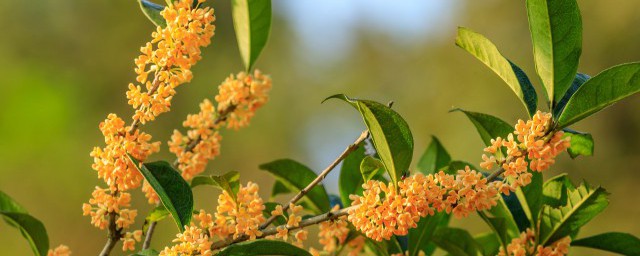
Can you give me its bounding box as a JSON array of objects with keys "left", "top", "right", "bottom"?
[
  {"left": 82, "top": 187, "right": 136, "bottom": 230},
  {"left": 47, "top": 245, "right": 71, "bottom": 256},
  {"left": 498, "top": 229, "right": 570, "bottom": 256}
]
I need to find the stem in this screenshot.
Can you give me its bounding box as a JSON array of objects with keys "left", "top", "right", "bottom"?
[
  {"left": 211, "top": 205, "right": 357, "bottom": 250},
  {"left": 259, "top": 130, "right": 369, "bottom": 229},
  {"left": 99, "top": 212, "right": 123, "bottom": 256},
  {"left": 142, "top": 221, "right": 157, "bottom": 250}
]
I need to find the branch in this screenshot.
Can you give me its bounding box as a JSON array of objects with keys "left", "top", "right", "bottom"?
[
  {"left": 99, "top": 212, "right": 123, "bottom": 256},
  {"left": 211, "top": 205, "right": 357, "bottom": 250},
  {"left": 260, "top": 129, "right": 369, "bottom": 229}
]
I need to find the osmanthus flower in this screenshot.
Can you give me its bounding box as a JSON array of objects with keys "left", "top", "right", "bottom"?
[
  {"left": 214, "top": 70, "right": 272, "bottom": 130},
  {"left": 47, "top": 245, "right": 71, "bottom": 256},
  {"left": 316, "top": 210, "right": 350, "bottom": 253},
  {"left": 90, "top": 114, "right": 160, "bottom": 192},
  {"left": 498, "top": 229, "right": 570, "bottom": 256},
  {"left": 121, "top": 230, "right": 143, "bottom": 251},
  {"left": 160, "top": 225, "right": 213, "bottom": 256},
  {"left": 209, "top": 182, "right": 266, "bottom": 240},
  {"left": 348, "top": 168, "right": 499, "bottom": 241},
  {"left": 82, "top": 187, "right": 137, "bottom": 230},
  {"left": 480, "top": 111, "right": 571, "bottom": 193},
  {"left": 126, "top": 0, "right": 216, "bottom": 124}
]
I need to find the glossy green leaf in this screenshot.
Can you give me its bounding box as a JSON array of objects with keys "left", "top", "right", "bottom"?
[
  {"left": 417, "top": 136, "right": 451, "bottom": 174},
  {"left": 456, "top": 27, "right": 537, "bottom": 116},
  {"left": 553, "top": 73, "right": 590, "bottom": 117},
  {"left": 232, "top": 0, "right": 272, "bottom": 71},
  {"left": 431, "top": 227, "right": 481, "bottom": 256},
  {"left": 563, "top": 129, "right": 594, "bottom": 158},
  {"left": 128, "top": 156, "right": 193, "bottom": 232},
  {"left": 515, "top": 171, "right": 543, "bottom": 224},
  {"left": 539, "top": 183, "right": 609, "bottom": 245},
  {"left": 0, "top": 190, "right": 26, "bottom": 214},
  {"left": 138, "top": 0, "right": 167, "bottom": 28},
  {"left": 259, "top": 159, "right": 330, "bottom": 214},
  {"left": 478, "top": 198, "right": 520, "bottom": 249},
  {"left": 130, "top": 249, "right": 160, "bottom": 256},
  {"left": 572, "top": 232, "right": 640, "bottom": 255},
  {"left": 443, "top": 161, "right": 477, "bottom": 175},
  {"left": 339, "top": 143, "right": 366, "bottom": 206},
  {"left": 526, "top": 0, "right": 582, "bottom": 104},
  {"left": 0, "top": 212, "right": 49, "bottom": 256},
  {"left": 452, "top": 109, "right": 512, "bottom": 158},
  {"left": 408, "top": 211, "right": 451, "bottom": 256},
  {"left": 474, "top": 232, "right": 501, "bottom": 256},
  {"left": 191, "top": 171, "right": 240, "bottom": 201},
  {"left": 542, "top": 174, "right": 575, "bottom": 207},
  {"left": 325, "top": 94, "right": 414, "bottom": 185},
  {"left": 557, "top": 62, "right": 640, "bottom": 128},
  {"left": 218, "top": 239, "right": 312, "bottom": 256},
  {"left": 360, "top": 156, "right": 386, "bottom": 182},
  {"left": 271, "top": 180, "right": 292, "bottom": 199}
]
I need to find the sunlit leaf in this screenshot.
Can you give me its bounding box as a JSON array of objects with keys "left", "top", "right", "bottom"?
[
  {"left": 360, "top": 156, "right": 386, "bottom": 182},
  {"left": 232, "top": 0, "right": 272, "bottom": 71},
  {"left": 474, "top": 232, "right": 501, "bottom": 256},
  {"left": 192, "top": 171, "right": 240, "bottom": 201},
  {"left": 563, "top": 129, "right": 594, "bottom": 158},
  {"left": 0, "top": 191, "right": 48, "bottom": 256},
  {"left": 416, "top": 136, "right": 451, "bottom": 174},
  {"left": 137, "top": 0, "right": 167, "bottom": 28},
  {"left": 553, "top": 73, "right": 590, "bottom": 117},
  {"left": 572, "top": 232, "right": 640, "bottom": 255},
  {"left": 339, "top": 143, "right": 367, "bottom": 206},
  {"left": 516, "top": 171, "right": 543, "bottom": 224},
  {"left": 542, "top": 174, "right": 575, "bottom": 207},
  {"left": 452, "top": 109, "right": 512, "bottom": 147},
  {"left": 431, "top": 227, "right": 481, "bottom": 256}
]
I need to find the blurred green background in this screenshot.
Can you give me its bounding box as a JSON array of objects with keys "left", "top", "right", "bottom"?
[{"left": 1, "top": 1, "right": 639, "bottom": 255}]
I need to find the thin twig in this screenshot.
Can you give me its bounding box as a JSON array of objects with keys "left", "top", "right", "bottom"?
[
  {"left": 211, "top": 205, "right": 356, "bottom": 250},
  {"left": 99, "top": 212, "right": 123, "bottom": 256},
  {"left": 142, "top": 221, "right": 157, "bottom": 250},
  {"left": 260, "top": 129, "right": 369, "bottom": 230}
]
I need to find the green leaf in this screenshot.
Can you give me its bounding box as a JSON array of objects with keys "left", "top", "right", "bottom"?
[
  {"left": 515, "top": 171, "right": 543, "bottom": 224},
  {"left": 130, "top": 249, "right": 160, "bottom": 256},
  {"left": 0, "top": 212, "right": 49, "bottom": 256},
  {"left": 442, "top": 161, "right": 478, "bottom": 175},
  {"left": 231, "top": 0, "right": 272, "bottom": 71},
  {"left": 474, "top": 232, "right": 501, "bottom": 256},
  {"left": 553, "top": 73, "right": 590, "bottom": 117},
  {"left": 259, "top": 159, "right": 330, "bottom": 214},
  {"left": 431, "top": 227, "right": 481, "bottom": 256},
  {"left": 360, "top": 156, "right": 386, "bottom": 182},
  {"left": 339, "top": 143, "right": 367, "bottom": 206},
  {"left": 191, "top": 171, "right": 240, "bottom": 201},
  {"left": 539, "top": 183, "right": 609, "bottom": 245},
  {"left": 128, "top": 156, "right": 194, "bottom": 232},
  {"left": 456, "top": 27, "right": 537, "bottom": 116},
  {"left": 542, "top": 174, "right": 575, "bottom": 207},
  {"left": 0, "top": 190, "right": 27, "bottom": 214},
  {"left": 138, "top": 0, "right": 167, "bottom": 28},
  {"left": 417, "top": 136, "right": 451, "bottom": 174},
  {"left": 408, "top": 211, "right": 451, "bottom": 256},
  {"left": 478, "top": 198, "right": 520, "bottom": 249},
  {"left": 218, "top": 239, "right": 312, "bottom": 256},
  {"left": 563, "top": 129, "right": 594, "bottom": 158},
  {"left": 572, "top": 232, "right": 640, "bottom": 255},
  {"left": 452, "top": 109, "right": 512, "bottom": 148},
  {"left": 262, "top": 202, "right": 288, "bottom": 226},
  {"left": 271, "top": 180, "right": 292, "bottom": 199},
  {"left": 557, "top": 62, "right": 640, "bottom": 128},
  {"left": 526, "top": 0, "right": 582, "bottom": 104},
  {"left": 325, "top": 94, "right": 414, "bottom": 185},
  {"left": 142, "top": 206, "right": 170, "bottom": 235}
]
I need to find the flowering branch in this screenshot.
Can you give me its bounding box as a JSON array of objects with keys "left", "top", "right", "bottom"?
[{"left": 260, "top": 129, "right": 370, "bottom": 229}]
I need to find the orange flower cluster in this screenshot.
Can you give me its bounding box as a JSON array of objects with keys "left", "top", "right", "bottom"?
[
  {"left": 47, "top": 245, "right": 71, "bottom": 256},
  {"left": 168, "top": 99, "right": 222, "bottom": 182},
  {"left": 160, "top": 225, "right": 213, "bottom": 256},
  {"left": 348, "top": 168, "right": 499, "bottom": 241},
  {"left": 498, "top": 229, "right": 570, "bottom": 256},
  {"left": 90, "top": 114, "right": 160, "bottom": 191},
  {"left": 215, "top": 70, "right": 272, "bottom": 130},
  {"left": 122, "top": 230, "right": 143, "bottom": 251},
  {"left": 82, "top": 187, "right": 137, "bottom": 230},
  {"left": 316, "top": 214, "right": 350, "bottom": 252},
  {"left": 270, "top": 203, "right": 304, "bottom": 243},
  {"left": 210, "top": 182, "right": 266, "bottom": 239},
  {"left": 126, "top": 0, "right": 215, "bottom": 124},
  {"left": 480, "top": 111, "right": 571, "bottom": 193}
]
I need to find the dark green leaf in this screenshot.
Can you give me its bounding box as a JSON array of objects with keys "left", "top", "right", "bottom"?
[
  {"left": 478, "top": 197, "right": 520, "bottom": 249},
  {"left": 0, "top": 190, "right": 27, "bottom": 214},
  {"left": 138, "top": 0, "right": 167, "bottom": 28},
  {"left": 443, "top": 161, "right": 478, "bottom": 175},
  {"left": 452, "top": 109, "right": 512, "bottom": 147},
  {"left": 516, "top": 171, "right": 543, "bottom": 224},
  {"left": 417, "top": 136, "right": 451, "bottom": 174},
  {"left": 128, "top": 156, "right": 194, "bottom": 232},
  {"left": 557, "top": 62, "right": 640, "bottom": 128},
  {"left": 231, "top": 0, "right": 272, "bottom": 71},
  {"left": 572, "top": 232, "right": 640, "bottom": 255},
  {"left": 526, "top": 0, "right": 582, "bottom": 104},
  {"left": 563, "top": 129, "right": 594, "bottom": 158},
  {"left": 191, "top": 171, "right": 240, "bottom": 201},
  {"left": 539, "top": 183, "right": 609, "bottom": 245},
  {"left": 408, "top": 211, "right": 451, "bottom": 256},
  {"left": 553, "top": 73, "right": 590, "bottom": 117},
  {"left": 360, "top": 156, "right": 386, "bottom": 182},
  {"left": 271, "top": 180, "right": 292, "bottom": 199},
  {"left": 218, "top": 239, "right": 312, "bottom": 256},
  {"left": 259, "top": 159, "right": 330, "bottom": 214},
  {"left": 339, "top": 143, "right": 366, "bottom": 206},
  {"left": 0, "top": 212, "right": 49, "bottom": 256},
  {"left": 325, "top": 94, "right": 414, "bottom": 185},
  {"left": 474, "top": 232, "right": 501, "bottom": 256},
  {"left": 431, "top": 227, "right": 481, "bottom": 256},
  {"left": 130, "top": 249, "right": 160, "bottom": 256},
  {"left": 542, "top": 174, "right": 575, "bottom": 207},
  {"left": 456, "top": 27, "right": 537, "bottom": 116}
]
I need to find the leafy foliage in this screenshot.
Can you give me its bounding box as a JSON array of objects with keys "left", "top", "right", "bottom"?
[
  {"left": 416, "top": 136, "right": 451, "bottom": 174},
  {"left": 563, "top": 129, "right": 594, "bottom": 158},
  {"left": 231, "top": 0, "right": 272, "bottom": 71},
  {"left": 128, "top": 156, "right": 194, "bottom": 232},
  {"left": 430, "top": 227, "right": 482, "bottom": 256},
  {"left": 137, "top": 0, "right": 167, "bottom": 28},
  {"left": 0, "top": 191, "right": 49, "bottom": 256},
  {"left": 360, "top": 156, "right": 386, "bottom": 182},
  {"left": 452, "top": 109, "right": 512, "bottom": 147},
  {"left": 572, "top": 232, "right": 640, "bottom": 255},
  {"left": 192, "top": 171, "right": 241, "bottom": 201},
  {"left": 339, "top": 143, "right": 367, "bottom": 206},
  {"left": 217, "top": 239, "right": 312, "bottom": 256}
]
